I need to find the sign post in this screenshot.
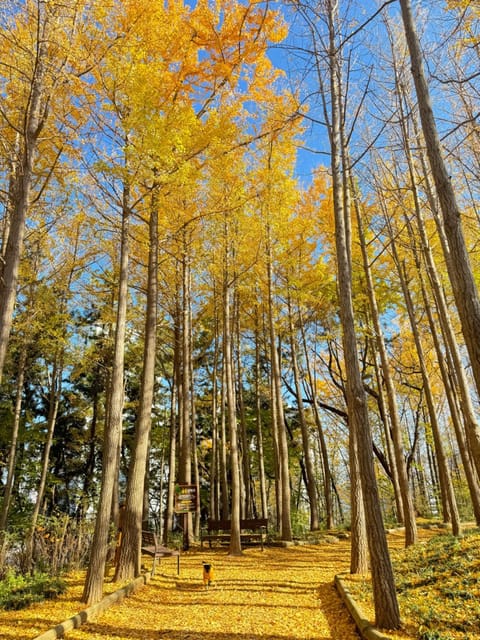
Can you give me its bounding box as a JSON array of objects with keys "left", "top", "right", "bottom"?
[{"left": 174, "top": 484, "right": 197, "bottom": 550}]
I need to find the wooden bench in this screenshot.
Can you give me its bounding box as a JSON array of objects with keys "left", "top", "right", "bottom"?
[
  {"left": 200, "top": 518, "right": 268, "bottom": 550},
  {"left": 141, "top": 530, "right": 180, "bottom": 576}
]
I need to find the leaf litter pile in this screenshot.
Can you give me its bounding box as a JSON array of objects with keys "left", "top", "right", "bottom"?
[{"left": 1, "top": 542, "right": 361, "bottom": 640}]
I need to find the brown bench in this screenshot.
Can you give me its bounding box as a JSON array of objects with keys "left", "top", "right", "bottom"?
[
  {"left": 141, "top": 530, "right": 180, "bottom": 576},
  {"left": 200, "top": 518, "right": 268, "bottom": 550}
]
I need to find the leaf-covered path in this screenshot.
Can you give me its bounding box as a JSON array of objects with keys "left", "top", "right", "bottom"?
[{"left": 39, "top": 542, "right": 360, "bottom": 640}]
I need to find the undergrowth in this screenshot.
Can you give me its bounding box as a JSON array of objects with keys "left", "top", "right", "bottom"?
[
  {"left": 0, "top": 570, "right": 66, "bottom": 610},
  {"left": 349, "top": 529, "right": 480, "bottom": 640}
]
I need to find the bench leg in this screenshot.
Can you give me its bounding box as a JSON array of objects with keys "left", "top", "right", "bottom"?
[
  {"left": 177, "top": 555, "right": 180, "bottom": 575},
  {"left": 151, "top": 557, "right": 157, "bottom": 577}
]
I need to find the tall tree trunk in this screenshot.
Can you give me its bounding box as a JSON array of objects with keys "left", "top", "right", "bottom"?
[
  {"left": 326, "top": 0, "right": 400, "bottom": 626},
  {"left": 387, "top": 218, "right": 462, "bottom": 537},
  {"left": 287, "top": 291, "right": 319, "bottom": 530},
  {"left": 0, "top": 10, "right": 49, "bottom": 382},
  {"left": 399, "top": 0, "right": 480, "bottom": 400},
  {"left": 164, "top": 290, "right": 181, "bottom": 542},
  {"left": 178, "top": 238, "right": 193, "bottom": 546},
  {"left": 0, "top": 343, "right": 27, "bottom": 532},
  {"left": 254, "top": 309, "right": 268, "bottom": 520},
  {"left": 355, "top": 198, "right": 417, "bottom": 546},
  {"left": 209, "top": 314, "right": 220, "bottom": 521},
  {"left": 390, "top": 45, "right": 480, "bottom": 490},
  {"left": 163, "top": 370, "right": 178, "bottom": 544},
  {"left": 82, "top": 178, "right": 130, "bottom": 605},
  {"left": 418, "top": 264, "right": 480, "bottom": 524},
  {"left": 235, "top": 296, "right": 251, "bottom": 518},
  {"left": 115, "top": 191, "right": 158, "bottom": 580},
  {"left": 25, "top": 356, "right": 62, "bottom": 570},
  {"left": 299, "top": 316, "right": 334, "bottom": 530},
  {"left": 412, "top": 120, "right": 480, "bottom": 482},
  {"left": 267, "top": 255, "right": 292, "bottom": 542},
  {"left": 219, "top": 364, "right": 229, "bottom": 519},
  {"left": 223, "top": 218, "right": 242, "bottom": 555}
]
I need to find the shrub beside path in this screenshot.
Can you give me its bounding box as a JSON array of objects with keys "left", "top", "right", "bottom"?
[{"left": 2, "top": 540, "right": 363, "bottom": 640}]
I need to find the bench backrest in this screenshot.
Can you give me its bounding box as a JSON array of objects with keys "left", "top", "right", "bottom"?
[
  {"left": 207, "top": 518, "right": 268, "bottom": 532},
  {"left": 241, "top": 518, "right": 268, "bottom": 530},
  {"left": 141, "top": 530, "right": 158, "bottom": 547}
]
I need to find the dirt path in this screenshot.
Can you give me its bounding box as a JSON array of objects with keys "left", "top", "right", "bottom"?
[{"left": 62, "top": 542, "right": 360, "bottom": 640}]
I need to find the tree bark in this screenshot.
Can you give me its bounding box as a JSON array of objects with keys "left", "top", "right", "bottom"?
[
  {"left": 355, "top": 198, "right": 417, "bottom": 546},
  {"left": 82, "top": 176, "right": 129, "bottom": 605},
  {"left": 267, "top": 242, "right": 292, "bottom": 542},
  {"left": 115, "top": 190, "right": 158, "bottom": 581},
  {"left": 287, "top": 291, "right": 320, "bottom": 530},
  {"left": 325, "top": 0, "right": 400, "bottom": 627},
  {"left": 399, "top": 0, "right": 480, "bottom": 401},
  {"left": 386, "top": 216, "right": 462, "bottom": 537},
  {"left": 0, "top": 343, "right": 27, "bottom": 532}
]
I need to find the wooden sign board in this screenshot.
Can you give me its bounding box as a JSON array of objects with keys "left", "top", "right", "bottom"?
[{"left": 174, "top": 484, "right": 197, "bottom": 513}]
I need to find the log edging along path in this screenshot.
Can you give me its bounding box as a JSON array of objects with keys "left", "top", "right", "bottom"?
[
  {"left": 31, "top": 552, "right": 393, "bottom": 640},
  {"left": 334, "top": 574, "right": 392, "bottom": 640},
  {"left": 32, "top": 571, "right": 153, "bottom": 640}
]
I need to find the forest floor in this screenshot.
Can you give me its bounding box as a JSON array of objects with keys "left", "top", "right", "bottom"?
[
  {"left": 2, "top": 525, "right": 477, "bottom": 640},
  {"left": 3, "top": 539, "right": 361, "bottom": 640}
]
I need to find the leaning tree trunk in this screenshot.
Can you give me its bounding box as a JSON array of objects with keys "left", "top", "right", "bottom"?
[
  {"left": 387, "top": 217, "right": 462, "bottom": 537},
  {"left": 412, "top": 118, "right": 480, "bottom": 482},
  {"left": 355, "top": 196, "right": 417, "bottom": 546},
  {"left": 399, "top": 0, "right": 480, "bottom": 400},
  {"left": 393, "top": 58, "right": 480, "bottom": 491},
  {"left": 325, "top": 0, "right": 400, "bottom": 627}
]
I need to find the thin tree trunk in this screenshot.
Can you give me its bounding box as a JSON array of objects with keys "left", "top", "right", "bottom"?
[
  {"left": 178, "top": 239, "right": 193, "bottom": 547},
  {"left": 209, "top": 314, "right": 220, "bottom": 521},
  {"left": 25, "top": 356, "right": 62, "bottom": 570},
  {"left": 387, "top": 219, "right": 461, "bottom": 537},
  {"left": 266, "top": 228, "right": 292, "bottom": 541},
  {"left": 254, "top": 310, "right": 268, "bottom": 520},
  {"left": 299, "top": 316, "right": 334, "bottom": 530},
  {"left": 391, "top": 47, "right": 480, "bottom": 490},
  {"left": 219, "top": 364, "right": 229, "bottom": 519},
  {"left": 0, "top": 343, "right": 27, "bottom": 532},
  {"left": 412, "top": 119, "right": 480, "bottom": 483},
  {"left": 223, "top": 223, "right": 242, "bottom": 555},
  {"left": 287, "top": 291, "right": 319, "bottom": 530},
  {"left": 355, "top": 196, "right": 417, "bottom": 546},
  {"left": 235, "top": 296, "right": 251, "bottom": 517}
]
